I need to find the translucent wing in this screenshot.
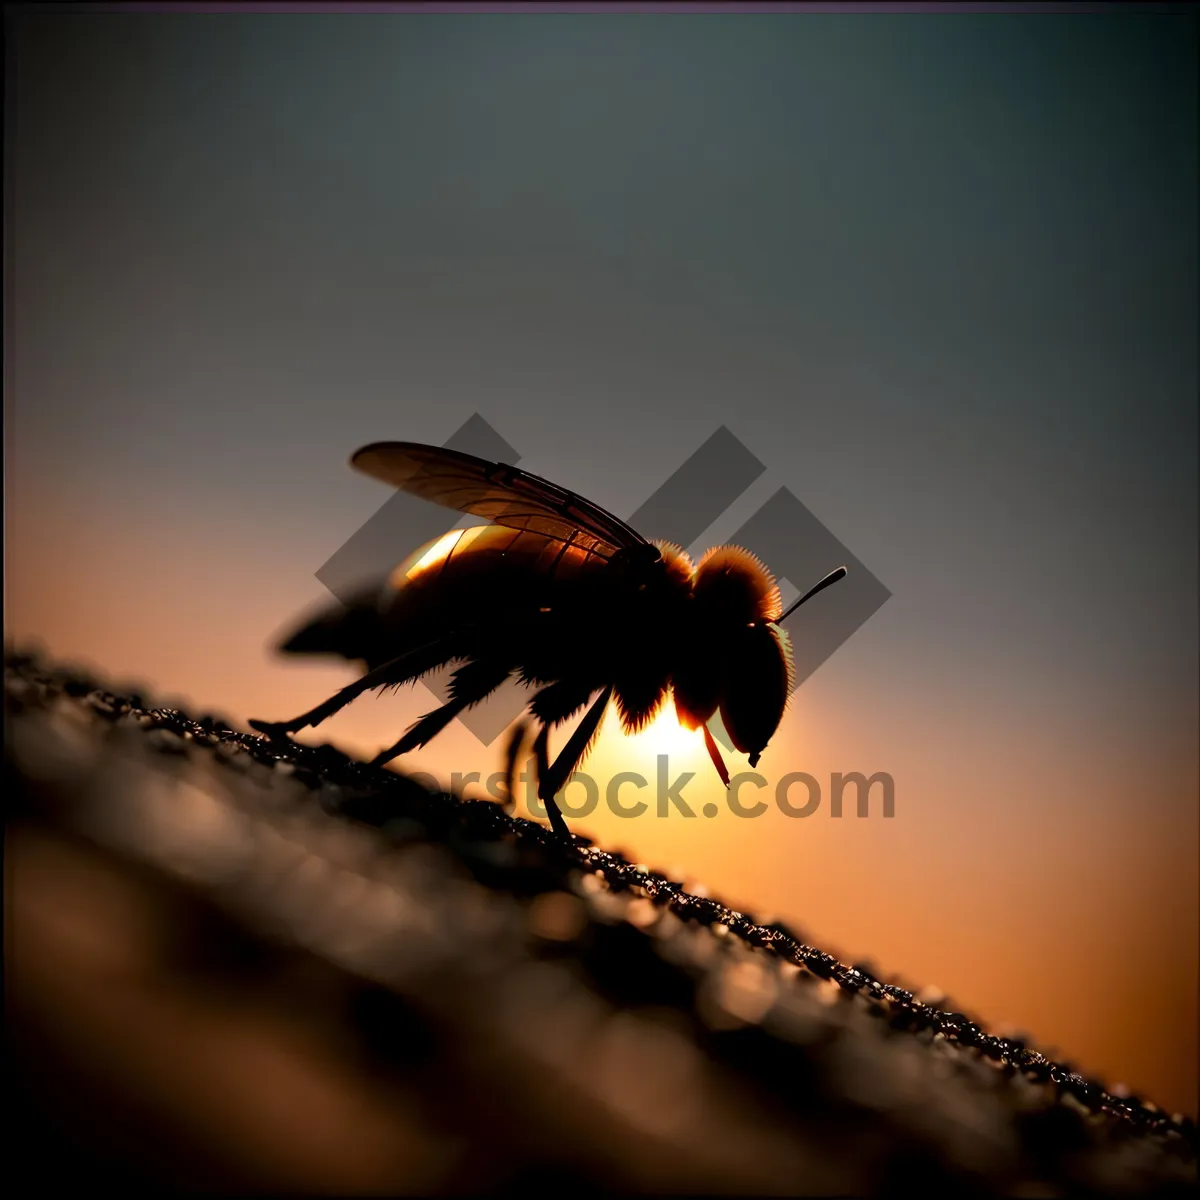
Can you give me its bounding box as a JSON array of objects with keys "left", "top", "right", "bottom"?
[{"left": 351, "top": 442, "right": 650, "bottom": 560}]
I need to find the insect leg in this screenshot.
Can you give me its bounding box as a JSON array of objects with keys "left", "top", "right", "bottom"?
[
  {"left": 370, "top": 659, "right": 513, "bottom": 767},
  {"left": 529, "top": 679, "right": 597, "bottom": 726},
  {"left": 522, "top": 680, "right": 599, "bottom": 838},
  {"left": 702, "top": 723, "right": 731, "bottom": 788},
  {"left": 502, "top": 719, "right": 533, "bottom": 812},
  {"left": 249, "top": 637, "right": 459, "bottom": 739},
  {"left": 539, "top": 685, "right": 614, "bottom": 831},
  {"left": 531, "top": 723, "right": 570, "bottom": 840}
]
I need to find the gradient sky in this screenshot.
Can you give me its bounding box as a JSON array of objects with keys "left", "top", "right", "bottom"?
[{"left": 6, "top": 9, "right": 1197, "bottom": 1113}]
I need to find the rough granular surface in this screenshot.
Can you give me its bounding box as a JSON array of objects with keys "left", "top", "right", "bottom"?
[{"left": 5, "top": 649, "right": 1196, "bottom": 1195}]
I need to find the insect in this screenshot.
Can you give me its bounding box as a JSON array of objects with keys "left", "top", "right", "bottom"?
[{"left": 250, "top": 442, "right": 847, "bottom": 838}]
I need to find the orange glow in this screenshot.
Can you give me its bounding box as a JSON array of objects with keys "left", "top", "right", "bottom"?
[
  {"left": 391, "top": 528, "right": 467, "bottom": 587},
  {"left": 4, "top": 492, "right": 1197, "bottom": 1116},
  {"left": 640, "top": 704, "right": 704, "bottom": 759}
]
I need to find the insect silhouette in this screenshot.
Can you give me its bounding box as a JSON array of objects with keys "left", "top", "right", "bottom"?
[{"left": 250, "top": 442, "right": 847, "bottom": 838}]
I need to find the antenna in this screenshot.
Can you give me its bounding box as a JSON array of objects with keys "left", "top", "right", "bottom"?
[{"left": 774, "top": 565, "right": 848, "bottom": 624}]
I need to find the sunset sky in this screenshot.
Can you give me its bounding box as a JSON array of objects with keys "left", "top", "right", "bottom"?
[{"left": 6, "top": 9, "right": 1197, "bottom": 1114}]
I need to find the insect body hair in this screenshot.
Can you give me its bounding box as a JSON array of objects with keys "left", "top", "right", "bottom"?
[
  {"left": 693, "top": 546, "right": 783, "bottom": 624},
  {"left": 672, "top": 545, "right": 793, "bottom": 763},
  {"left": 611, "top": 541, "right": 694, "bottom": 734},
  {"left": 652, "top": 541, "right": 695, "bottom": 589}
]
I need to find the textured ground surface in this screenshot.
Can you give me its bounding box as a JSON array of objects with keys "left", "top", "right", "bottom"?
[{"left": 5, "top": 648, "right": 1197, "bottom": 1195}]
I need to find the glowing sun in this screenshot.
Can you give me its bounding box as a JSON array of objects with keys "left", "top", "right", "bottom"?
[{"left": 639, "top": 704, "right": 704, "bottom": 758}]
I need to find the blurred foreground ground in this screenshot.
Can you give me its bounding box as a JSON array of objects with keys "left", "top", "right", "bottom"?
[{"left": 5, "top": 649, "right": 1197, "bottom": 1195}]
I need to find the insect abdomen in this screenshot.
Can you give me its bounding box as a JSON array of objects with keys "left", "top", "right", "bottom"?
[{"left": 379, "top": 525, "right": 610, "bottom": 626}]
